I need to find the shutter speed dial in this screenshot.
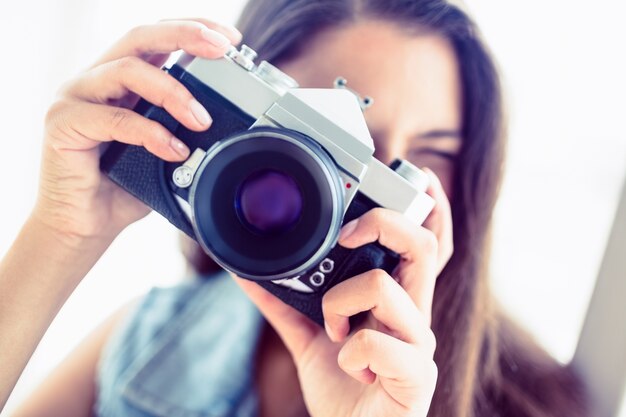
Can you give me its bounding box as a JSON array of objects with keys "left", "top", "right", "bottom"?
[{"left": 227, "top": 45, "right": 299, "bottom": 92}]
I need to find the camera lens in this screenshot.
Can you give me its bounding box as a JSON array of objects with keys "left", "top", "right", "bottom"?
[
  {"left": 189, "top": 127, "right": 344, "bottom": 281},
  {"left": 236, "top": 169, "right": 303, "bottom": 234}
]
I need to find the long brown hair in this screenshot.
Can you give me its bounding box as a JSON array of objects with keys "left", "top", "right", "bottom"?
[{"left": 185, "top": 0, "right": 590, "bottom": 415}]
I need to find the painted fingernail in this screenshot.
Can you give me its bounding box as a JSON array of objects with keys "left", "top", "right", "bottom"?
[
  {"left": 170, "top": 137, "right": 190, "bottom": 158},
  {"left": 190, "top": 99, "right": 212, "bottom": 126},
  {"left": 201, "top": 28, "right": 230, "bottom": 48},
  {"left": 338, "top": 219, "right": 359, "bottom": 242}
]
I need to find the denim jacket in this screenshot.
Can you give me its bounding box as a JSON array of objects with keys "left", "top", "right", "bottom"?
[{"left": 95, "top": 270, "right": 265, "bottom": 417}]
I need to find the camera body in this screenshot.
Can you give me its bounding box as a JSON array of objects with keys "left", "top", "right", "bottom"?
[{"left": 101, "top": 45, "right": 434, "bottom": 326}]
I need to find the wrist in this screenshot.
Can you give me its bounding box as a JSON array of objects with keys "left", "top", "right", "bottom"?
[
  {"left": 21, "top": 211, "right": 115, "bottom": 287},
  {"left": 0, "top": 208, "right": 115, "bottom": 407},
  {"left": 29, "top": 203, "right": 118, "bottom": 251},
  {"left": 0, "top": 209, "right": 116, "bottom": 316}
]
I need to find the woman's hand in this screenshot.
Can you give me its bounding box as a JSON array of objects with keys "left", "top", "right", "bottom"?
[
  {"left": 0, "top": 19, "right": 242, "bottom": 411},
  {"left": 34, "top": 19, "right": 241, "bottom": 244},
  {"left": 234, "top": 169, "right": 453, "bottom": 417}
]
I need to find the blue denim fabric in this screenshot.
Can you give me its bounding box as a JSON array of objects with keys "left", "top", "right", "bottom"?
[{"left": 95, "top": 270, "right": 265, "bottom": 417}]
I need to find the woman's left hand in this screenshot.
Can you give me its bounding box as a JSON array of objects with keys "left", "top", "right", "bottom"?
[{"left": 233, "top": 169, "right": 452, "bottom": 417}]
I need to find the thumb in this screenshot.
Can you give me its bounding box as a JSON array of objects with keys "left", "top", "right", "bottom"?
[{"left": 230, "top": 273, "right": 320, "bottom": 359}]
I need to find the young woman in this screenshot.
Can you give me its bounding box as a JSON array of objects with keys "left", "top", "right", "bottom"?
[{"left": 1, "top": 1, "right": 590, "bottom": 416}]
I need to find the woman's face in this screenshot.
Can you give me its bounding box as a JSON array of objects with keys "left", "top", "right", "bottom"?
[{"left": 278, "top": 20, "right": 462, "bottom": 198}]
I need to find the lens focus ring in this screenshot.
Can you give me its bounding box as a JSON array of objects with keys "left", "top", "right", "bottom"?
[{"left": 189, "top": 127, "right": 345, "bottom": 281}]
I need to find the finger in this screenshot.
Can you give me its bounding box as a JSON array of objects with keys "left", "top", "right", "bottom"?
[
  {"left": 46, "top": 99, "right": 189, "bottom": 161},
  {"left": 158, "top": 18, "right": 242, "bottom": 44},
  {"left": 336, "top": 208, "right": 439, "bottom": 321},
  {"left": 338, "top": 329, "right": 438, "bottom": 408},
  {"left": 230, "top": 274, "right": 318, "bottom": 360},
  {"left": 136, "top": 18, "right": 243, "bottom": 70},
  {"left": 338, "top": 208, "right": 439, "bottom": 263},
  {"left": 421, "top": 167, "right": 454, "bottom": 272},
  {"left": 144, "top": 52, "right": 171, "bottom": 69},
  {"left": 67, "top": 56, "right": 212, "bottom": 131},
  {"left": 92, "top": 20, "right": 232, "bottom": 68},
  {"left": 322, "top": 269, "right": 435, "bottom": 350}
]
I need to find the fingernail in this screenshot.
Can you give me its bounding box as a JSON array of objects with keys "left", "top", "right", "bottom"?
[
  {"left": 221, "top": 24, "right": 243, "bottom": 43},
  {"left": 338, "top": 219, "right": 359, "bottom": 242},
  {"left": 170, "top": 137, "right": 190, "bottom": 158},
  {"left": 201, "top": 28, "right": 230, "bottom": 48},
  {"left": 189, "top": 99, "right": 212, "bottom": 126}
]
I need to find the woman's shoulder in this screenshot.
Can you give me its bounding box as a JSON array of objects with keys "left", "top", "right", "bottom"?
[{"left": 95, "top": 269, "right": 265, "bottom": 417}]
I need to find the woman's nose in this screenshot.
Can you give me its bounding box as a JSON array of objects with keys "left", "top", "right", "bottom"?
[{"left": 372, "top": 135, "right": 406, "bottom": 167}]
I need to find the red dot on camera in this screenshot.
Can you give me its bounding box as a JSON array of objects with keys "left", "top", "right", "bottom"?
[{"left": 346, "top": 183, "right": 352, "bottom": 189}]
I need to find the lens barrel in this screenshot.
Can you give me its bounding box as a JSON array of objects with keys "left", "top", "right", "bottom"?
[{"left": 189, "top": 128, "right": 344, "bottom": 280}]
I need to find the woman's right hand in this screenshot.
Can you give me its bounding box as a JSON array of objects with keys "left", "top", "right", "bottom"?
[{"left": 34, "top": 19, "right": 241, "bottom": 244}]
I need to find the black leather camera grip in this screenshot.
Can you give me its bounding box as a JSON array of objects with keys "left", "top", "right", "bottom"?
[
  {"left": 100, "top": 101, "right": 196, "bottom": 232},
  {"left": 257, "top": 194, "right": 401, "bottom": 327},
  {"left": 101, "top": 64, "right": 256, "bottom": 237}
]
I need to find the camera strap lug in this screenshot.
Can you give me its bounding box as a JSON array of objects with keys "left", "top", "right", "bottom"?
[{"left": 172, "top": 148, "right": 207, "bottom": 188}]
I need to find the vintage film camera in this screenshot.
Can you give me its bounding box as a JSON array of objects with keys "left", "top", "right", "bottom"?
[{"left": 101, "top": 45, "right": 434, "bottom": 325}]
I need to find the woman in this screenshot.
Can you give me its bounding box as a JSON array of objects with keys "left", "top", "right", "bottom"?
[{"left": 1, "top": 0, "right": 590, "bottom": 416}]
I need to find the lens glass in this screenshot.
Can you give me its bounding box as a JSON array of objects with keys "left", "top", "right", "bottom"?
[{"left": 236, "top": 169, "right": 303, "bottom": 234}]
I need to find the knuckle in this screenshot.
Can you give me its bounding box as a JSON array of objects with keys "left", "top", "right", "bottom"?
[
  {"left": 368, "top": 269, "right": 389, "bottom": 299},
  {"left": 110, "top": 108, "right": 130, "bottom": 130},
  {"left": 166, "top": 82, "right": 193, "bottom": 108},
  {"left": 352, "top": 328, "right": 376, "bottom": 351},
  {"left": 173, "top": 82, "right": 192, "bottom": 100},
  {"left": 45, "top": 100, "right": 67, "bottom": 127},
  {"left": 54, "top": 78, "right": 74, "bottom": 99},
  {"left": 114, "top": 56, "right": 139, "bottom": 73},
  {"left": 146, "top": 121, "right": 170, "bottom": 144},
  {"left": 368, "top": 207, "right": 388, "bottom": 224},
  {"left": 44, "top": 100, "right": 73, "bottom": 136}
]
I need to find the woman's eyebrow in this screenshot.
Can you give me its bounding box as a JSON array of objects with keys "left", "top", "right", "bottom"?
[{"left": 415, "top": 129, "right": 462, "bottom": 140}]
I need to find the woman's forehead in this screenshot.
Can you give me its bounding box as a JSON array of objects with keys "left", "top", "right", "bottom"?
[{"left": 278, "top": 20, "right": 462, "bottom": 138}]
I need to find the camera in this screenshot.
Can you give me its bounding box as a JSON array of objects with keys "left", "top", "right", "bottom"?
[{"left": 101, "top": 45, "right": 435, "bottom": 326}]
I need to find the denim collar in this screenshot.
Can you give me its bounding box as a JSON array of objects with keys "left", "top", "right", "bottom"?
[{"left": 116, "top": 271, "right": 265, "bottom": 417}]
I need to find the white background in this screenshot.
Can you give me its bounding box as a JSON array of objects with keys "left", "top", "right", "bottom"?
[{"left": 1, "top": 0, "right": 625, "bottom": 415}]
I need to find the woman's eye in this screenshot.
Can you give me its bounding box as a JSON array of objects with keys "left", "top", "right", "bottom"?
[{"left": 409, "top": 148, "right": 457, "bottom": 162}]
